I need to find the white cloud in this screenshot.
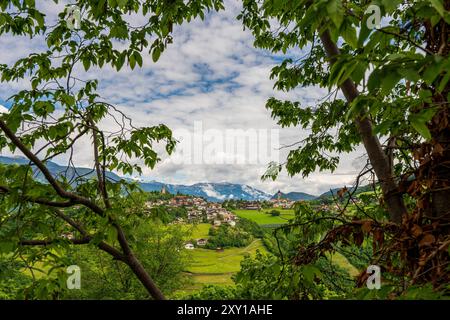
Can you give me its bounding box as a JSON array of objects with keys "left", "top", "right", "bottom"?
[{"left": 201, "top": 183, "right": 226, "bottom": 200}]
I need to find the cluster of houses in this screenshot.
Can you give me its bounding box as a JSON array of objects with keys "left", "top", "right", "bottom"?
[
  {"left": 270, "top": 198, "right": 295, "bottom": 209},
  {"left": 146, "top": 187, "right": 301, "bottom": 250},
  {"left": 145, "top": 193, "right": 238, "bottom": 227},
  {"left": 270, "top": 190, "right": 295, "bottom": 209},
  {"left": 317, "top": 198, "right": 363, "bottom": 212},
  {"left": 184, "top": 238, "right": 208, "bottom": 250},
  {"left": 145, "top": 190, "right": 242, "bottom": 251},
  {"left": 240, "top": 201, "right": 261, "bottom": 210},
  {"left": 318, "top": 204, "right": 338, "bottom": 212},
  {"left": 237, "top": 192, "right": 295, "bottom": 210},
  {"left": 168, "top": 195, "right": 207, "bottom": 208}
]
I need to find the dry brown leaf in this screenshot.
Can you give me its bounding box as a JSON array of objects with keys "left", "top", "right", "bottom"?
[
  {"left": 411, "top": 224, "right": 423, "bottom": 238},
  {"left": 418, "top": 254, "right": 427, "bottom": 266},
  {"left": 407, "top": 181, "right": 417, "bottom": 195},
  {"left": 432, "top": 143, "right": 444, "bottom": 156},
  {"left": 374, "top": 229, "right": 384, "bottom": 247},
  {"left": 337, "top": 186, "right": 348, "bottom": 198},
  {"left": 419, "top": 233, "right": 436, "bottom": 247},
  {"left": 361, "top": 220, "right": 373, "bottom": 234}
]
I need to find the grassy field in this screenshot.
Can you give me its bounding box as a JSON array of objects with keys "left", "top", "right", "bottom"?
[
  {"left": 183, "top": 223, "right": 211, "bottom": 239},
  {"left": 180, "top": 240, "right": 358, "bottom": 293},
  {"left": 183, "top": 273, "right": 235, "bottom": 290},
  {"left": 232, "top": 209, "right": 295, "bottom": 225},
  {"left": 192, "top": 223, "right": 211, "bottom": 239},
  {"left": 185, "top": 239, "right": 267, "bottom": 273},
  {"left": 179, "top": 239, "right": 267, "bottom": 293},
  {"left": 177, "top": 221, "right": 269, "bottom": 293}
]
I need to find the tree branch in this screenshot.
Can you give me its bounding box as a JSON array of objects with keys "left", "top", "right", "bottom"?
[
  {"left": 20, "top": 238, "right": 90, "bottom": 246},
  {"left": 318, "top": 29, "right": 407, "bottom": 223}
]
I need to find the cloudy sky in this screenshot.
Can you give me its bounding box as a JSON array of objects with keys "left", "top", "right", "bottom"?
[{"left": 0, "top": 0, "right": 367, "bottom": 196}]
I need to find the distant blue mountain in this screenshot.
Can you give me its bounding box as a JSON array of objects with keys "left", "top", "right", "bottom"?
[
  {"left": 140, "top": 181, "right": 271, "bottom": 202},
  {"left": 0, "top": 155, "right": 121, "bottom": 182},
  {"left": 0, "top": 155, "right": 30, "bottom": 165},
  {"left": 317, "top": 188, "right": 342, "bottom": 198},
  {"left": 271, "top": 191, "right": 317, "bottom": 201},
  {"left": 317, "top": 185, "right": 373, "bottom": 199},
  {"left": 0, "top": 156, "right": 330, "bottom": 202},
  {"left": 0, "top": 156, "right": 273, "bottom": 202}
]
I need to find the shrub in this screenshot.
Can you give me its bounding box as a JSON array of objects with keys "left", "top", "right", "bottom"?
[{"left": 269, "top": 210, "right": 281, "bottom": 216}]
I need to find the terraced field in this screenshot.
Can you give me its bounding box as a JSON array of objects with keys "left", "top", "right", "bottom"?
[
  {"left": 186, "top": 239, "right": 267, "bottom": 273},
  {"left": 178, "top": 219, "right": 358, "bottom": 295},
  {"left": 180, "top": 239, "right": 268, "bottom": 293}
]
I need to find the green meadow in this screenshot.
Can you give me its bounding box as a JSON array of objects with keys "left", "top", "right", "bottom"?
[
  {"left": 232, "top": 209, "right": 295, "bottom": 225},
  {"left": 185, "top": 239, "right": 267, "bottom": 273},
  {"left": 180, "top": 239, "right": 267, "bottom": 292},
  {"left": 178, "top": 218, "right": 358, "bottom": 294},
  {"left": 182, "top": 223, "right": 211, "bottom": 239}
]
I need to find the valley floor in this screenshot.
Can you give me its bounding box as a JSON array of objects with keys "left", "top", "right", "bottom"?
[
  {"left": 177, "top": 220, "right": 268, "bottom": 294},
  {"left": 177, "top": 211, "right": 358, "bottom": 296},
  {"left": 232, "top": 209, "right": 295, "bottom": 226},
  {"left": 180, "top": 239, "right": 267, "bottom": 293}
]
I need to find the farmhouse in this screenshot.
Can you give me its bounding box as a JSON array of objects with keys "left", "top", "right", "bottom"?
[
  {"left": 173, "top": 217, "right": 185, "bottom": 223},
  {"left": 227, "top": 220, "right": 236, "bottom": 227},
  {"left": 61, "top": 232, "right": 74, "bottom": 240},
  {"left": 196, "top": 238, "right": 208, "bottom": 246},
  {"left": 243, "top": 201, "right": 261, "bottom": 210}
]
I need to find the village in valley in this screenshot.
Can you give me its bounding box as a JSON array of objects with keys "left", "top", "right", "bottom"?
[
  {"left": 144, "top": 186, "right": 297, "bottom": 250},
  {"left": 147, "top": 190, "right": 238, "bottom": 227},
  {"left": 140, "top": 184, "right": 362, "bottom": 293}
]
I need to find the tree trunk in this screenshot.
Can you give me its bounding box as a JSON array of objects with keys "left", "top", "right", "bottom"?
[
  {"left": 427, "top": 100, "right": 450, "bottom": 220},
  {"left": 319, "top": 30, "right": 407, "bottom": 223},
  {"left": 424, "top": 8, "right": 450, "bottom": 220}
]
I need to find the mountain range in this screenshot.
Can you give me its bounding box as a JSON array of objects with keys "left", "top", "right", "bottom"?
[
  {"left": 139, "top": 180, "right": 273, "bottom": 202},
  {"left": 0, "top": 155, "right": 321, "bottom": 202},
  {"left": 271, "top": 191, "right": 317, "bottom": 201}
]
